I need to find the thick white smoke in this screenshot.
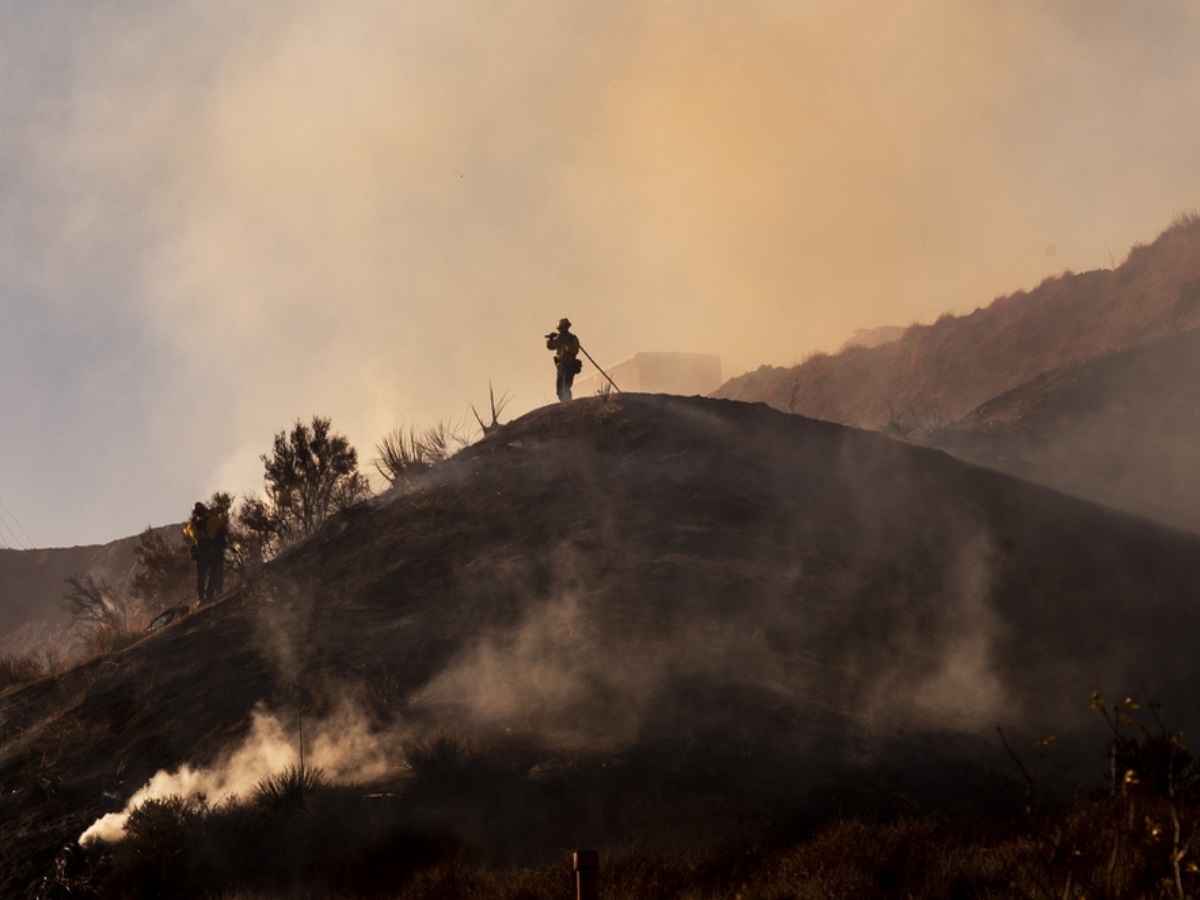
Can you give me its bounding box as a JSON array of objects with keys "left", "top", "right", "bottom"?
[{"left": 80, "top": 699, "right": 395, "bottom": 845}]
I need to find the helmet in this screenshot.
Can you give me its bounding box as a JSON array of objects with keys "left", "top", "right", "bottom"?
[
  {"left": 558, "top": 318, "right": 572, "bottom": 330},
  {"left": 193, "top": 502, "right": 207, "bottom": 515}
]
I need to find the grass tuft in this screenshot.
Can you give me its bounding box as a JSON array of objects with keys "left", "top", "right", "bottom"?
[{"left": 0, "top": 653, "right": 48, "bottom": 693}]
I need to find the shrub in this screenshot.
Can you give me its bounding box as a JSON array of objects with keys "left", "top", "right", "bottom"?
[
  {"left": 0, "top": 653, "right": 46, "bottom": 692},
  {"left": 75, "top": 768, "right": 455, "bottom": 898},
  {"left": 59, "top": 699, "right": 1200, "bottom": 899},
  {"left": 129, "top": 527, "right": 193, "bottom": 612},
  {"left": 403, "top": 732, "right": 479, "bottom": 788},
  {"left": 62, "top": 575, "right": 132, "bottom": 635},
  {"left": 251, "top": 764, "right": 328, "bottom": 815},
  {"left": 374, "top": 422, "right": 466, "bottom": 489},
  {"left": 61, "top": 575, "right": 145, "bottom": 658},
  {"left": 106, "top": 796, "right": 207, "bottom": 898},
  {"left": 238, "top": 416, "right": 371, "bottom": 558}
]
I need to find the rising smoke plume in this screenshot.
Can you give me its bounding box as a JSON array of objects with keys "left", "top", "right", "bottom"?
[
  {"left": 80, "top": 698, "right": 396, "bottom": 845},
  {"left": 4, "top": 2, "right": 1200, "bottom": 545}
]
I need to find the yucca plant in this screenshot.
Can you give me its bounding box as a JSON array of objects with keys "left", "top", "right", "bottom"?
[{"left": 251, "top": 764, "right": 328, "bottom": 816}]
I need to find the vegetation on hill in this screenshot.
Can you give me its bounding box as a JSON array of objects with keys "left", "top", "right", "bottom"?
[
  {"left": 42, "top": 699, "right": 1200, "bottom": 898},
  {"left": 0, "top": 414, "right": 466, "bottom": 682},
  {"left": 238, "top": 416, "right": 371, "bottom": 557}
]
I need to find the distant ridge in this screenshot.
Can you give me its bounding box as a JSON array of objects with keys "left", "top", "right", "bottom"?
[
  {"left": 716, "top": 214, "right": 1200, "bottom": 430},
  {"left": 0, "top": 532, "right": 158, "bottom": 656}
]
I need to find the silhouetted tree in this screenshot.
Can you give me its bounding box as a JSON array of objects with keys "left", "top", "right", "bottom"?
[
  {"left": 130, "top": 527, "right": 192, "bottom": 611},
  {"left": 61, "top": 574, "right": 137, "bottom": 654},
  {"left": 207, "top": 492, "right": 259, "bottom": 581},
  {"left": 239, "top": 416, "right": 369, "bottom": 555}
]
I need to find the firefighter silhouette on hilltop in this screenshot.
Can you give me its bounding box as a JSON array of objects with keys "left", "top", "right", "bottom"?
[{"left": 546, "top": 317, "right": 582, "bottom": 402}]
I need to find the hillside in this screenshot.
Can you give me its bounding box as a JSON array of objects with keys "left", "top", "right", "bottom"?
[
  {"left": 0, "top": 532, "right": 161, "bottom": 658},
  {"left": 715, "top": 214, "right": 1200, "bottom": 430},
  {"left": 6, "top": 394, "right": 1200, "bottom": 895},
  {"left": 911, "top": 327, "right": 1200, "bottom": 535}
]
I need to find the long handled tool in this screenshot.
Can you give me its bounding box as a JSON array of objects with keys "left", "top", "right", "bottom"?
[{"left": 578, "top": 343, "right": 621, "bottom": 393}]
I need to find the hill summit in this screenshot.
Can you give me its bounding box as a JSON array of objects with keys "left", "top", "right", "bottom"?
[{"left": 6, "top": 393, "right": 1200, "bottom": 894}]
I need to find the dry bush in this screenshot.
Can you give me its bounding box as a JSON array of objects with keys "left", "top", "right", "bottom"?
[
  {"left": 60, "top": 785, "right": 1200, "bottom": 899},
  {"left": 130, "top": 527, "right": 193, "bottom": 612},
  {"left": 54, "top": 700, "right": 1200, "bottom": 900},
  {"left": 400, "top": 858, "right": 567, "bottom": 900},
  {"left": 374, "top": 422, "right": 468, "bottom": 488},
  {"left": 62, "top": 575, "right": 133, "bottom": 635},
  {"left": 0, "top": 653, "right": 47, "bottom": 693},
  {"left": 61, "top": 575, "right": 146, "bottom": 661},
  {"left": 62, "top": 767, "right": 456, "bottom": 899}
]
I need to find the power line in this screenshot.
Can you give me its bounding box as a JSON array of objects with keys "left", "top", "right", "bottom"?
[
  {"left": 0, "top": 509, "right": 26, "bottom": 549},
  {"left": 0, "top": 497, "right": 34, "bottom": 550},
  {"left": 0, "top": 508, "right": 16, "bottom": 549}
]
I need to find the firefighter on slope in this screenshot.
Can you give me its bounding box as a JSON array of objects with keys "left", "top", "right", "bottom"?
[
  {"left": 546, "top": 317, "right": 582, "bottom": 402},
  {"left": 183, "top": 501, "right": 228, "bottom": 605}
]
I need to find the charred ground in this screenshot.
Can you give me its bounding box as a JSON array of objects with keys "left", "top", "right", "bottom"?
[{"left": 4, "top": 393, "right": 1200, "bottom": 895}]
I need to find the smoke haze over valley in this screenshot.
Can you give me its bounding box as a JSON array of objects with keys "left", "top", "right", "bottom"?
[{"left": 3, "top": 1, "right": 1200, "bottom": 546}]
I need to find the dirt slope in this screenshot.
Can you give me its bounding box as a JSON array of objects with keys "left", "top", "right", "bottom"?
[{"left": 4, "top": 394, "right": 1200, "bottom": 894}]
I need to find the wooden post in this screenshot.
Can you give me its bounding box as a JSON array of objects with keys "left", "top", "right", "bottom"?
[{"left": 573, "top": 850, "right": 599, "bottom": 900}]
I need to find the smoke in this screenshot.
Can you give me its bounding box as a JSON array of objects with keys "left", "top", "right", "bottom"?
[
  {"left": 5, "top": 1, "right": 1200, "bottom": 546},
  {"left": 416, "top": 528, "right": 1014, "bottom": 751},
  {"left": 414, "top": 586, "right": 660, "bottom": 748},
  {"left": 866, "top": 533, "right": 1009, "bottom": 730},
  {"left": 79, "top": 698, "right": 396, "bottom": 846},
  {"left": 251, "top": 581, "right": 318, "bottom": 688},
  {"left": 80, "top": 579, "right": 395, "bottom": 847}
]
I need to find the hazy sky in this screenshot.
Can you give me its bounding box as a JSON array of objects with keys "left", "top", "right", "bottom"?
[{"left": 3, "top": 0, "right": 1199, "bottom": 548}]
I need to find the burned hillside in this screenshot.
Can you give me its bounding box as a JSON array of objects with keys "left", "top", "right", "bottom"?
[
  {"left": 912, "top": 327, "right": 1200, "bottom": 535},
  {"left": 4, "top": 394, "right": 1200, "bottom": 894}
]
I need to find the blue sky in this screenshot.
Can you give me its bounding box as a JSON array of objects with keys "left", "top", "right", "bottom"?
[{"left": 2, "top": 0, "right": 1200, "bottom": 548}]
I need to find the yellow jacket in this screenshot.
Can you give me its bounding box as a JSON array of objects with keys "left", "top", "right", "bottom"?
[
  {"left": 546, "top": 330, "right": 580, "bottom": 364},
  {"left": 184, "top": 509, "right": 228, "bottom": 545}
]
